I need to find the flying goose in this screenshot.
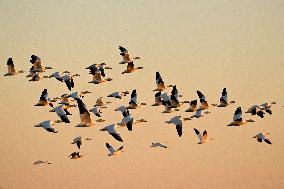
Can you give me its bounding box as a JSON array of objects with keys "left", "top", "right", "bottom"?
[
  {"left": 4, "top": 58, "right": 24, "bottom": 76},
  {"left": 107, "top": 91, "right": 129, "bottom": 99},
  {"left": 165, "top": 116, "right": 191, "bottom": 137},
  {"left": 88, "top": 65, "right": 112, "bottom": 84},
  {"left": 94, "top": 97, "right": 112, "bottom": 107},
  {"left": 34, "top": 120, "right": 61, "bottom": 133},
  {"left": 86, "top": 63, "right": 112, "bottom": 71},
  {"left": 227, "top": 107, "right": 255, "bottom": 126},
  {"left": 34, "top": 89, "right": 58, "bottom": 107},
  {"left": 185, "top": 100, "right": 198, "bottom": 112},
  {"left": 121, "top": 61, "right": 143, "bottom": 74},
  {"left": 153, "top": 72, "right": 173, "bottom": 91},
  {"left": 194, "top": 128, "right": 213, "bottom": 144},
  {"left": 49, "top": 104, "right": 76, "bottom": 123},
  {"left": 29, "top": 55, "right": 52, "bottom": 72},
  {"left": 106, "top": 143, "right": 124, "bottom": 156},
  {"left": 117, "top": 111, "right": 147, "bottom": 131},
  {"left": 152, "top": 91, "right": 162, "bottom": 106},
  {"left": 62, "top": 74, "right": 79, "bottom": 91},
  {"left": 75, "top": 98, "right": 94, "bottom": 127},
  {"left": 260, "top": 103, "right": 273, "bottom": 115},
  {"left": 217, "top": 88, "right": 236, "bottom": 107},
  {"left": 191, "top": 108, "right": 204, "bottom": 118},
  {"left": 245, "top": 105, "right": 265, "bottom": 118},
  {"left": 197, "top": 90, "right": 217, "bottom": 109},
  {"left": 115, "top": 106, "right": 130, "bottom": 117},
  {"left": 71, "top": 136, "right": 82, "bottom": 149},
  {"left": 100, "top": 124, "right": 123, "bottom": 142},
  {"left": 127, "top": 89, "right": 146, "bottom": 109},
  {"left": 68, "top": 91, "right": 91, "bottom": 100},
  {"left": 59, "top": 94, "right": 75, "bottom": 105},
  {"left": 69, "top": 152, "right": 82, "bottom": 159},
  {"left": 161, "top": 92, "right": 175, "bottom": 113},
  {"left": 118, "top": 46, "right": 140, "bottom": 64},
  {"left": 150, "top": 142, "right": 168, "bottom": 148},
  {"left": 252, "top": 133, "right": 272, "bottom": 144},
  {"left": 48, "top": 71, "right": 70, "bottom": 82},
  {"left": 89, "top": 106, "right": 107, "bottom": 122},
  {"left": 33, "top": 160, "right": 51, "bottom": 165},
  {"left": 28, "top": 72, "right": 49, "bottom": 81}
]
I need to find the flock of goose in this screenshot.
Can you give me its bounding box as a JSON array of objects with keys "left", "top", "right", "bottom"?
[{"left": 3, "top": 46, "right": 277, "bottom": 164}]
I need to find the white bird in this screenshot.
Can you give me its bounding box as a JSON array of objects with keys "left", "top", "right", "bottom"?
[
  {"left": 28, "top": 72, "right": 49, "bottom": 82},
  {"left": 161, "top": 92, "right": 174, "bottom": 113},
  {"left": 151, "top": 142, "right": 168, "bottom": 148},
  {"left": 89, "top": 106, "right": 106, "bottom": 118},
  {"left": 115, "top": 106, "right": 130, "bottom": 117},
  {"left": 217, "top": 88, "right": 235, "bottom": 107},
  {"left": 152, "top": 91, "right": 162, "bottom": 106},
  {"left": 62, "top": 73, "right": 80, "bottom": 91},
  {"left": 59, "top": 94, "right": 75, "bottom": 105},
  {"left": 252, "top": 133, "right": 272, "bottom": 144},
  {"left": 49, "top": 104, "right": 75, "bottom": 123},
  {"left": 165, "top": 116, "right": 191, "bottom": 137},
  {"left": 107, "top": 91, "right": 129, "bottom": 99},
  {"left": 118, "top": 46, "right": 140, "bottom": 64},
  {"left": 127, "top": 89, "right": 146, "bottom": 109},
  {"left": 191, "top": 108, "right": 204, "bottom": 118},
  {"left": 88, "top": 65, "right": 112, "bottom": 84},
  {"left": 33, "top": 160, "right": 51, "bottom": 165},
  {"left": 68, "top": 91, "right": 91, "bottom": 100},
  {"left": 153, "top": 71, "right": 173, "bottom": 92},
  {"left": 48, "top": 71, "right": 70, "bottom": 82},
  {"left": 75, "top": 98, "right": 94, "bottom": 127},
  {"left": 71, "top": 136, "right": 82, "bottom": 149},
  {"left": 228, "top": 107, "right": 254, "bottom": 126},
  {"left": 4, "top": 58, "right": 24, "bottom": 76},
  {"left": 248, "top": 105, "right": 266, "bottom": 118},
  {"left": 197, "top": 90, "right": 217, "bottom": 109},
  {"left": 69, "top": 152, "right": 82, "bottom": 159},
  {"left": 29, "top": 55, "right": 52, "bottom": 72},
  {"left": 100, "top": 124, "right": 123, "bottom": 142},
  {"left": 121, "top": 61, "right": 143, "bottom": 74},
  {"left": 118, "top": 112, "right": 147, "bottom": 131},
  {"left": 34, "top": 120, "right": 61, "bottom": 133},
  {"left": 260, "top": 103, "right": 273, "bottom": 115},
  {"left": 94, "top": 97, "right": 112, "bottom": 107},
  {"left": 194, "top": 128, "right": 213, "bottom": 144},
  {"left": 34, "top": 89, "right": 58, "bottom": 107},
  {"left": 185, "top": 100, "right": 198, "bottom": 112},
  {"left": 105, "top": 143, "right": 124, "bottom": 156}
]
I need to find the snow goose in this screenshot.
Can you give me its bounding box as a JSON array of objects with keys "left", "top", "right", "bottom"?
[
  {"left": 29, "top": 55, "right": 52, "bottom": 72},
  {"left": 165, "top": 116, "right": 191, "bottom": 137},
  {"left": 197, "top": 90, "right": 217, "bottom": 109},
  {"left": 49, "top": 104, "right": 76, "bottom": 123},
  {"left": 151, "top": 142, "right": 168, "bottom": 148},
  {"left": 252, "top": 133, "right": 272, "bottom": 144},
  {"left": 245, "top": 105, "right": 265, "bottom": 118},
  {"left": 127, "top": 89, "right": 146, "bottom": 109},
  {"left": 118, "top": 46, "right": 140, "bottom": 64},
  {"left": 194, "top": 128, "right": 213, "bottom": 144},
  {"left": 69, "top": 152, "right": 82, "bottom": 159},
  {"left": 48, "top": 71, "right": 70, "bottom": 82},
  {"left": 227, "top": 107, "right": 254, "bottom": 126},
  {"left": 121, "top": 61, "right": 143, "bottom": 74},
  {"left": 34, "top": 89, "right": 58, "bottom": 107},
  {"left": 117, "top": 111, "right": 147, "bottom": 131},
  {"left": 75, "top": 98, "right": 94, "bottom": 127},
  {"left": 185, "top": 100, "right": 198, "bottom": 112},
  {"left": 71, "top": 136, "right": 82, "bottom": 149},
  {"left": 100, "top": 124, "right": 123, "bottom": 142},
  {"left": 4, "top": 58, "right": 24, "bottom": 76},
  {"left": 94, "top": 97, "right": 112, "bottom": 107},
  {"left": 106, "top": 143, "right": 124, "bottom": 156},
  {"left": 34, "top": 120, "right": 61, "bottom": 133},
  {"left": 153, "top": 72, "right": 173, "bottom": 92},
  {"left": 217, "top": 88, "right": 236, "bottom": 107},
  {"left": 152, "top": 91, "right": 162, "bottom": 106},
  {"left": 107, "top": 91, "right": 129, "bottom": 99}
]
